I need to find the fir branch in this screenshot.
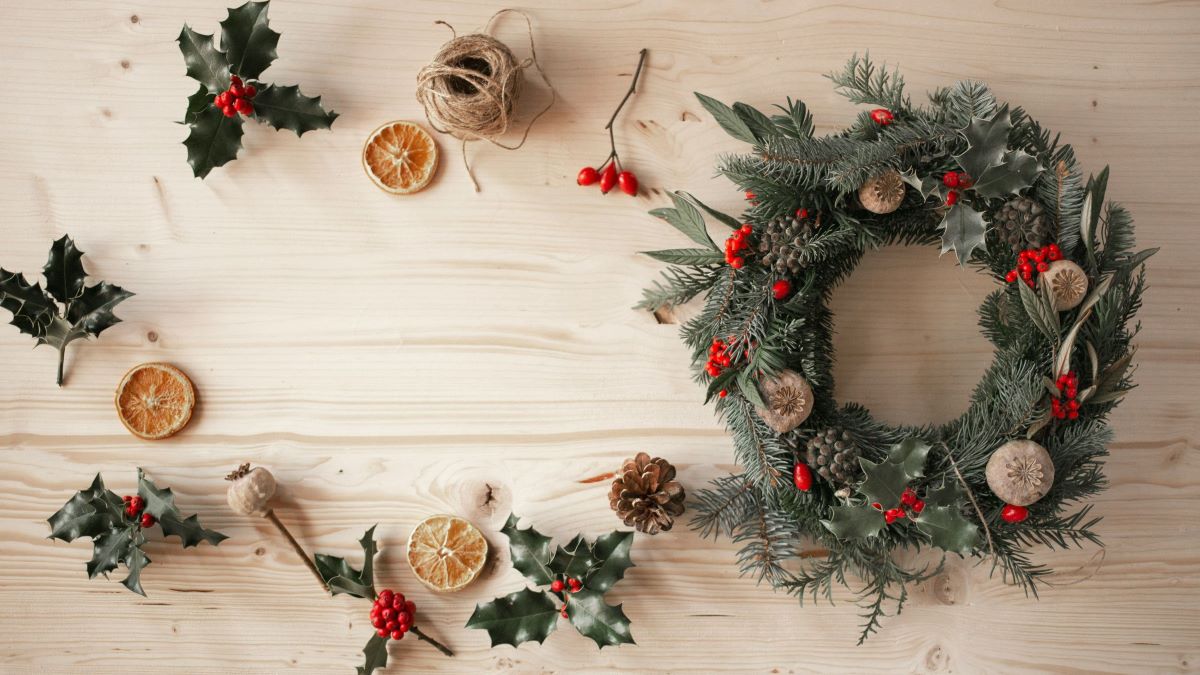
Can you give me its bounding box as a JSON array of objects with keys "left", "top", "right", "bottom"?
[
  {"left": 826, "top": 53, "right": 911, "bottom": 111},
  {"left": 636, "top": 265, "right": 720, "bottom": 310}
]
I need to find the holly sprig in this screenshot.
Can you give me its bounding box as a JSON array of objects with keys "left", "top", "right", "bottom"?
[
  {"left": 177, "top": 0, "right": 338, "bottom": 178},
  {"left": 47, "top": 469, "right": 227, "bottom": 595},
  {"left": 821, "top": 438, "right": 981, "bottom": 554},
  {"left": 0, "top": 235, "right": 133, "bottom": 386},
  {"left": 466, "top": 514, "right": 636, "bottom": 649},
  {"left": 311, "top": 527, "right": 453, "bottom": 675}
]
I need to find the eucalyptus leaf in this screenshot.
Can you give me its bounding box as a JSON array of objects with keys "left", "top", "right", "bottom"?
[
  {"left": 642, "top": 248, "right": 724, "bottom": 266},
  {"left": 732, "top": 102, "right": 776, "bottom": 142},
  {"left": 695, "top": 92, "right": 757, "bottom": 144},
  {"left": 679, "top": 191, "right": 742, "bottom": 230}
]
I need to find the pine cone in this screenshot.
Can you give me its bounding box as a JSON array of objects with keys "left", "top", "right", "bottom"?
[
  {"left": 992, "top": 196, "right": 1056, "bottom": 253},
  {"left": 804, "top": 427, "right": 861, "bottom": 488},
  {"left": 757, "top": 214, "right": 816, "bottom": 278},
  {"left": 609, "top": 452, "right": 685, "bottom": 534}
]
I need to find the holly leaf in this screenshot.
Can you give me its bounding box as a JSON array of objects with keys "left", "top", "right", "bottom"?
[
  {"left": 899, "top": 169, "right": 941, "bottom": 200},
  {"left": 585, "top": 530, "right": 634, "bottom": 593},
  {"left": 501, "top": 513, "right": 554, "bottom": 586},
  {"left": 887, "top": 438, "right": 931, "bottom": 481},
  {"left": 356, "top": 633, "right": 389, "bottom": 675},
  {"left": 694, "top": 92, "right": 757, "bottom": 144},
  {"left": 972, "top": 149, "right": 1042, "bottom": 199},
  {"left": 121, "top": 546, "right": 151, "bottom": 596},
  {"left": 954, "top": 105, "right": 1012, "bottom": 181},
  {"left": 649, "top": 192, "right": 717, "bottom": 251},
  {"left": 251, "top": 83, "right": 338, "bottom": 136},
  {"left": 182, "top": 84, "right": 214, "bottom": 125},
  {"left": 566, "top": 589, "right": 635, "bottom": 648},
  {"left": 857, "top": 458, "right": 909, "bottom": 509},
  {"left": 641, "top": 249, "right": 725, "bottom": 266},
  {"left": 938, "top": 202, "right": 987, "bottom": 264},
  {"left": 549, "top": 534, "right": 596, "bottom": 579},
  {"left": 821, "top": 504, "right": 885, "bottom": 540},
  {"left": 314, "top": 525, "right": 377, "bottom": 599},
  {"left": 923, "top": 476, "right": 962, "bottom": 508},
  {"left": 219, "top": 1, "right": 279, "bottom": 80},
  {"left": 0, "top": 268, "right": 58, "bottom": 342},
  {"left": 159, "top": 512, "right": 229, "bottom": 549},
  {"left": 177, "top": 25, "right": 230, "bottom": 92},
  {"left": 183, "top": 105, "right": 244, "bottom": 178},
  {"left": 48, "top": 474, "right": 123, "bottom": 541},
  {"left": 915, "top": 504, "right": 980, "bottom": 555},
  {"left": 137, "top": 468, "right": 179, "bottom": 520},
  {"left": 465, "top": 587, "right": 560, "bottom": 648},
  {"left": 65, "top": 281, "right": 133, "bottom": 339},
  {"left": 43, "top": 235, "right": 86, "bottom": 305},
  {"left": 87, "top": 527, "right": 134, "bottom": 578}
]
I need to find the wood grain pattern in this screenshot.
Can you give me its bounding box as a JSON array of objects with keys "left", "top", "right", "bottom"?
[{"left": 1, "top": 0, "right": 1198, "bottom": 672}]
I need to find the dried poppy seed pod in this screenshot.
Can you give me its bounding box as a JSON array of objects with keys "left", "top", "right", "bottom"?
[
  {"left": 858, "top": 169, "right": 905, "bottom": 214},
  {"left": 225, "top": 463, "right": 276, "bottom": 516}
]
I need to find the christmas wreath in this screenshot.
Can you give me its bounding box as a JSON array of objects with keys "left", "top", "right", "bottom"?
[{"left": 639, "top": 55, "right": 1156, "bottom": 642}]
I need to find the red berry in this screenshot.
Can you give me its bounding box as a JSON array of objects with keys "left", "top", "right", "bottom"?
[
  {"left": 405, "top": 600, "right": 416, "bottom": 614},
  {"left": 870, "top": 108, "right": 894, "bottom": 125},
  {"left": 793, "top": 463, "right": 813, "bottom": 492},
  {"left": 230, "top": 83, "right": 244, "bottom": 97},
  {"left": 561, "top": 608, "right": 569, "bottom": 618},
  {"left": 872, "top": 502, "right": 882, "bottom": 510},
  {"left": 230, "top": 75, "right": 242, "bottom": 87},
  {"left": 618, "top": 171, "right": 638, "bottom": 196},
  {"left": 796, "top": 208, "right": 809, "bottom": 219},
  {"left": 1017, "top": 250, "right": 1029, "bottom": 262},
  {"left": 391, "top": 630, "right": 404, "bottom": 640},
  {"left": 1001, "top": 504, "right": 1029, "bottom": 523},
  {"left": 744, "top": 190, "right": 756, "bottom": 200},
  {"left": 1019, "top": 262, "right": 1033, "bottom": 275},
  {"left": 397, "top": 611, "right": 411, "bottom": 625},
  {"left": 1031, "top": 249, "right": 1045, "bottom": 262},
  {"left": 123, "top": 495, "right": 133, "bottom": 503},
  {"left": 577, "top": 167, "right": 599, "bottom": 186},
  {"left": 945, "top": 190, "right": 959, "bottom": 206},
  {"left": 1037, "top": 261, "right": 1049, "bottom": 273},
  {"left": 1068, "top": 410, "right": 1079, "bottom": 420},
  {"left": 942, "top": 172, "right": 960, "bottom": 188},
  {"left": 1005, "top": 270, "right": 1018, "bottom": 283},
  {"left": 372, "top": 617, "right": 384, "bottom": 629},
  {"left": 958, "top": 174, "right": 973, "bottom": 189},
  {"left": 771, "top": 279, "right": 792, "bottom": 300},
  {"left": 718, "top": 389, "right": 728, "bottom": 398},
  {"left": 884, "top": 512, "right": 897, "bottom": 524},
  {"left": 900, "top": 490, "right": 915, "bottom": 506},
  {"left": 550, "top": 580, "right": 565, "bottom": 592},
  {"left": 730, "top": 257, "right": 745, "bottom": 269},
  {"left": 140, "top": 513, "right": 155, "bottom": 528},
  {"left": 599, "top": 164, "right": 617, "bottom": 194},
  {"left": 377, "top": 628, "right": 388, "bottom": 637},
  {"left": 235, "top": 99, "right": 254, "bottom": 115},
  {"left": 912, "top": 500, "right": 925, "bottom": 513},
  {"left": 243, "top": 84, "right": 257, "bottom": 99},
  {"left": 222, "top": 105, "right": 236, "bottom": 118},
  {"left": 740, "top": 224, "right": 753, "bottom": 235}
]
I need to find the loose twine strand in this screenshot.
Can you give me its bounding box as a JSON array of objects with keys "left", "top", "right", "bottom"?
[{"left": 415, "top": 9, "right": 557, "bottom": 191}]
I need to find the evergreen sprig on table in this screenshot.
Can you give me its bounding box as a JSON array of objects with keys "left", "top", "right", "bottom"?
[
  {"left": 466, "top": 514, "right": 636, "bottom": 649},
  {"left": 641, "top": 54, "right": 1155, "bottom": 643},
  {"left": 47, "top": 469, "right": 227, "bottom": 595},
  {"left": 0, "top": 235, "right": 132, "bottom": 386},
  {"left": 177, "top": 0, "right": 338, "bottom": 178}
]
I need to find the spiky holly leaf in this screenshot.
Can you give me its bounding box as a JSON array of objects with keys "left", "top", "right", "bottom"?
[
  {"left": 501, "top": 513, "right": 554, "bottom": 585},
  {"left": 549, "top": 534, "right": 596, "bottom": 580},
  {"left": 465, "top": 587, "right": 560, "bottom": 648},
  {"left": 585, "top": 530, "right": 634, "bottom": 593},
  {"left": 0, "top": 268, "right": 58, "bottom": 343},
  {"left": 822, "top": 504, "right": 885, "bottom": 540},
  {"left": 252, "top": 84, "right": 338, "bottom": 136},
  {"left": 923, "top": 476, "right": 963, "bottom": 508},
  {"left": 219, "top": 1, "right": 279, "bottom": 80},
  {"left": 177, "top": 25, "right": 230, "bottom": 92},
  {"left": 48, "top": 474, "right": 124, "bottom": 541},
  {"left": 182, "top": 84, "right": 214, "bottom": 125},
  {"left": 138, "top": 468, "right": 228, "bottom": 549},
  {"left": 566, "top": 589, "right": 635, "bottom": 648},
  {"left": 121, "top": 546, "right": 152, "bottom": 596},
  {"left": 857, "top": 458, "right": 909, "bottom": 510},
  {"left": 137, "top": 468, "right": 178, "bottom": 518},
  {"left": 87, "top": 527, "right": 135, "bottom": 578},
  {"left": 915, "top": 504, "right": 980, "bottom": 554},
  {"left": 954, "top": 105, "right": 1012, "bottom": 181},
  {"left": 887, "top": 438, "right": 932, "bottom": 481},
  {"left": 183, "top": 105, "right": 245, "bottom": 178},
  {"left": 899, "top": 169, "right": 941, "bottom": 200},
  {"left": 314, "top": 525, "right": 377, "bottom": 599},
  {"left": 938, "top": 203, "right": 987, "bottom": 264},
  {"left": 43, "top": 235, "right": 86, "bottom": 305},
  {"left": 972, "top": 150, "right": 1042, "bottom": 199},
  {"left": 356, "top": 633, "right": 388, "bottom": 675}
]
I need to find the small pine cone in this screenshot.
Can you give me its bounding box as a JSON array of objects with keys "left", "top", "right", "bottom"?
[
  {"left": 804, "top": 427, "right": 861, "bottom": 488},
  {"left": 609, "top": 452, "right": 686, "bottom": 534},
  {"left": 758, "top": 215, "right": 814, "bottom": 274},
  {"left": 993, "top": 196, "right": 1056, "bottom": 253}
]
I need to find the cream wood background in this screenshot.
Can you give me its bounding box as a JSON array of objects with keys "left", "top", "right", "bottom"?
[{"left": 1, "top": 0, "right": 1198, "bottom": 673}]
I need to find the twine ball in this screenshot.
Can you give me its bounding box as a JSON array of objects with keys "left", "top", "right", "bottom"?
[{"left": 416, "top": 32, "right": 524, "bottom": 142}]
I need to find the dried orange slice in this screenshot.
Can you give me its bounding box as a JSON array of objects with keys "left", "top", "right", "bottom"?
[
  {"left": 407, "top": 514, "right": 488, "bottom": 592},
  {"left": 362, "top": 121, "right": 439, "bottom": 194},
  {"left": 115, "top": 363, "right": 195, "bottom": 440}
]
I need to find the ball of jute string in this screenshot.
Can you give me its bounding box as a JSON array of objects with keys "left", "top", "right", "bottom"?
[{"left": 415, "top": 9, "right": 556, "bottom": 191}]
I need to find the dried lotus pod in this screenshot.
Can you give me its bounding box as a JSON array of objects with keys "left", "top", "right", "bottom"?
[
  {"left": 1041, "top": 260, "right": 1088, "bottom": 311},
  {"left": 985, "top": 440, "right": 1055, "bottom": 506},
  {"left": 858, "top": 169, "right": 905, "bottom": 214},
  {"left": 225, "top": 463, "right": 276, "bottom": 516},
  {"left": 756, "top": 369, "right": 814, "bottom": 434}
]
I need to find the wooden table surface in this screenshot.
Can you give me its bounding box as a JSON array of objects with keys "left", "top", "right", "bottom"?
[{"left": 2, "top": 1, "right": 1198, "bottom": 672}]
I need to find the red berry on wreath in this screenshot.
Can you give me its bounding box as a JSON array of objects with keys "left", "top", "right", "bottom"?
[
  {"left": 1001, "top": 504, "right": 1029, "bottom": 523},
  {"left": 945, "top": 190, "right": 958, "bottom": 206},
  {"left": 740, "top": 224, "right": 753, "bottom": 235},
  {"left": 618, "top": 170, "right": 639, "bottom": 196},
  {"left": 599, "top": 164, "right": 618, "bottom": 194},
  {"left": 550, "top": 579, "right": 565, "bottom": 592},
  {"left": 1005, "top": 270, "right": 1018, "bottom": 283},
  {"left": 744, "top": 190, "right": 756, "bottom": 201},
  {"left": 577, "top": 167, "right": 599, "bottom": 186},
  {"left": 796, "top": 208, "right": 809, "bottom": 219},
  {"left": 718, "top": 389, "right": 728, "bottom": 398},
  {"left": 942, "top": 172, "right": 960, "bottom": 188},
  {"left": 1036, "top": 261, "right": 1050, "bottom": 273},
  {"left": 730, "top": 256, "right": 745, "bottom": 269},
  {"left": 870, "top": 108, "right": 894, "bottom": 125},
  {"left": 772, "top": 279, "right": 793, "bottom": 300},
  {"left": 872, "top": 502, "right": 882, "bottom": 510},
  {"left": 793, "top": 462, "right": 813, "bottom": 491}
]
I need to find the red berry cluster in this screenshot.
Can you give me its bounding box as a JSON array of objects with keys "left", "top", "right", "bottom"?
[
  {"left": 213, "top": 75, "right": 257, "bottom": 118},
  {"left": 870, "top": 108, "right": 894, "bottom": 125},
  {"left": 1001, "top": 504, "right": 1029, "bottom": 523},
  {"left": 872, "top": 487, "right": 925, "bottom": 524},
  {"left": 122, "top": 495, "right": 155, "bottom": 528},
  {"left": 577, "top": 163, "right": 637, "bottom": 196},
  {"left": 942, "top": 171, "right": 973, "bottom": 206},
  {"left": 549, "top": 576, "right": 583, "bottom": 618},
  {"left": 370, "top": 589, "right": 417, "bottom": 641},
  {"left": 724, "top": 224, "right": 753, "bottom": 269},
  {"left": 1004, "top": 244, "right": 1062, "bottom": 287},
  {"left": 1051, "top": 370, "right": 1081, "bottom": 421},
  {"left": 705, "top": 338, "right": 733, "bottom": 377}
]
